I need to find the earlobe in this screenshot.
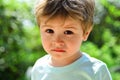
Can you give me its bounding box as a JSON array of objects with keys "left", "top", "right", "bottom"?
[
  {"left": 83, "top": 32, "right": 89, "bottom": 41},
  {"left": 83, "top": 27, "right": 92, "bottom": 41},
  {"left": 83, "top": 29, "right": 92, "bottom": 41}
]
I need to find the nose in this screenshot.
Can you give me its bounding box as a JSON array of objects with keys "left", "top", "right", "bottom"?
[{"left": 52, "top": 34, "right": 64, "bottom": 47}]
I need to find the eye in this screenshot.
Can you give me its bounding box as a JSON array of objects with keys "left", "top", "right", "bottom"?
[
  {"left": 64, "top": 30, "right": 73, "bottom": 35},
  {"left": 45, "top": 29, "right": 54, "bottom": 34}
]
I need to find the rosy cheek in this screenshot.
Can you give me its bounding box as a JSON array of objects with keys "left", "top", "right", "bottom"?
[
  {"left": 42, "top": 35, "right": 52, "bottom": 45},
  {"left": 69, "top": 38, "right": 82, "bottom": 46}
]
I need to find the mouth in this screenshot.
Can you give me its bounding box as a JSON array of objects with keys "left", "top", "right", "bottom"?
[{"left": 52, "top": 49, "right": 66, "bottom": 52}]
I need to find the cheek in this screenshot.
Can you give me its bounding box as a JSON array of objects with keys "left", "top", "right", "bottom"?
[
  {"left": 67, "top": 37, "right": 83, "bottom": 50},
  {"left": 41, "top": 34, "right": 50, "bottom": 49}
]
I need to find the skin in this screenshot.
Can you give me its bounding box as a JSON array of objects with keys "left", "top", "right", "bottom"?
[{"left": 39, "top": 16, "right": 91, "bottom": 67}]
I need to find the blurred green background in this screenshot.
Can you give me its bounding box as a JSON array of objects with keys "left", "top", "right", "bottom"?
[{"left": 0, "top": 0, "right": 120, "bottom": 80}]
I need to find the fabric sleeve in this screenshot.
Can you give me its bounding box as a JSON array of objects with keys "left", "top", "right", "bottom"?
[
  {"left": 94, "top": 63, "right": 112, "bottom": 80},
  {"left": 31, "top": 66, "right": 38, "bottom": 80}
]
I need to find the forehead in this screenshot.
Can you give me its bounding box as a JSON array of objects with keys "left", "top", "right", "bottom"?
[{"left": 40, "top": 16, "right": 82, "bottom": 27}]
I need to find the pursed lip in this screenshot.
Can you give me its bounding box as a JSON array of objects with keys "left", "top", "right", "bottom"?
[{"left": 52, "top": 49, "right": 66, "bottom": 52}]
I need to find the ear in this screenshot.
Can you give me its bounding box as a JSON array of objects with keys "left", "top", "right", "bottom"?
[{"left": 83, "top": 28, "right": 92, "bottom": 41}]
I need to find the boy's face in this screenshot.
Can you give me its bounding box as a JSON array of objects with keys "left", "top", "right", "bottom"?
[{"left": 40, "top": 16, "right": 90, "bottom": 61}]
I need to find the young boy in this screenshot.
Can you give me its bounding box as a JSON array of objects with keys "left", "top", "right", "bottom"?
[{"left": 31, "top": 0, "right": 112, "bottom": 80}]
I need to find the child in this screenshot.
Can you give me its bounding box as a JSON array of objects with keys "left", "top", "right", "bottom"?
[{"left": 31, "top": 0, "right": 112, "bottom": 80}]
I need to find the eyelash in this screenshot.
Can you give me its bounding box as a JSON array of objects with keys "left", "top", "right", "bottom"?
[
  {"left": 64, "top": 30, "right": 74, "bottom": 35},
  {"left": 45, "top": 29, "right": 74, "bottom": 35},
  {"left": 45, "top": 29, "right": 54, "bottom": 33}
]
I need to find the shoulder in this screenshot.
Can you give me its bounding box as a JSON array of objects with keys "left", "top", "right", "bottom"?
[
  {"left": 31, "top": 55, "right": 50, "bottom": 80},
  {"left": 82, "top": 52, "right": 112, "bottom": 80},
  {"left": 81, "top": 52, "right": 105, "bottom": 66},
  {"left": 35, "top": 55, "right": 49, "bottom": 64},
  {"left": 80, "top": 52, "right": 107, "bottom": 72},
  {"left": 31, "top": 55, "right": 49, "bottom": 71},
  {"left": 82, "top": 52, "right": 108, "bottom": 71}
]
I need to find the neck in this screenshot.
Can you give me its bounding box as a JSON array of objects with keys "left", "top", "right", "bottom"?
[{"left": 49, "top": 52, "right": 82, "bottom": 67}]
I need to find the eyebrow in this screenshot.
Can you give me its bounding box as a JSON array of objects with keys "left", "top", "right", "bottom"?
[
  {"left": 41, "top": 24, "right": 78, "bottom": 30},
  {"left": 41, "top": 24, "right": 53, "bottom": 28},
  {"left": 64, "top": 25, "right": 77, "bottom": 30}
]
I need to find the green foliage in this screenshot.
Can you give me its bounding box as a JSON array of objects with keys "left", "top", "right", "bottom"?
[
  {"left": 0, "top": 0, "right": 25, "bottom": 80},
  {"left": 0, "top": 0, "right": 44, "bottom": 80}
]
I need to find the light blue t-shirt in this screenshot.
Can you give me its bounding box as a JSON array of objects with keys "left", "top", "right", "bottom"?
[{"left": 31, "top": 52, "right": 112, "bottom": 80}]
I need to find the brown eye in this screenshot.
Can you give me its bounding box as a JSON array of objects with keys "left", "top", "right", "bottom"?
[
  {"left": 64, "top": 30, "right": 73, "bottom": 35},
  {"left": 45, "top": 29, "right": 54, "bottom": 34}
]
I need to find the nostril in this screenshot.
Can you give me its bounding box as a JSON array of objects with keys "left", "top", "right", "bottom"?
[{"left": 52, "top": 40, "right": 65, "bottom": 47}]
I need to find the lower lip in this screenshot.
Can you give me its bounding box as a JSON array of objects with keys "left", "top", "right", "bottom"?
[{"left": 52, "top": 49, "right": 65, "bottom": 52}]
